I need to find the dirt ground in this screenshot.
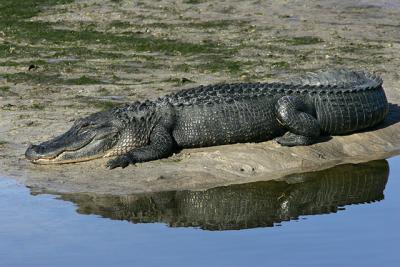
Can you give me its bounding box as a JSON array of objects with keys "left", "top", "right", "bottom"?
[{"left": 1, "top": 0, "right": 400, "bottom": 195}]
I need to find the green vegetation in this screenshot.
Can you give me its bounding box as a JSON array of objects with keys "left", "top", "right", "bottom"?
[
  {"left": 109, "top": 20, "right": 131, "bottom": 28},
  {"left": 0, "top": 0, "right": 224, "bottom": 56},
  {"left": 0, "top": 86, "right": 15, "bottom": 96},
  {"left": 283, "top": 36, "right": 324, "bottom": 46},
  {"left": 4, "top": 72, "right": 109, "bottom": 87},
  {"left": 4, "top": 20, "right": 221, "bottom": 55},
  {"left": 65, "top": 76, "right": 104, "bottom": 85},
  {"left": 0, "top": 0, "right": 239, "bottom": 86},
  {"left": 75, "top": 96, "right": 122, "bottom": 110},
  {"left": 0, "top": 140, "right": 8, "bottom": 146},
  {"left": 186, "top": 20, "right": 248, "bottom": 29},
  {"left": 337, "top": 43, "right": 384, "bottom": 53},
  {"left": 183, "top": 0, "right": 206, "bottom": 4},
  {"left": 0, "top": 0, "right": 73, "bottom": 19},
  {"left": 2, "top": 72, "right": 63, "bottom": 84},
  {"left": 196, "top": 59, "right": 242, "bottom": 74},
  {"left": 0, "top": 86, "right": 19, "bottom": 97},
  {"left": 86, "top": 99, "right": 121, "bottom": 110},
  {"left": 271, "top": 61, "right": 290, "bottom": 69},
  {"left": 31, "top": 103, "right": 46, "bottom": 110},
  {"left": 141, "top": 20, "right": 248, "bottom": 30}
]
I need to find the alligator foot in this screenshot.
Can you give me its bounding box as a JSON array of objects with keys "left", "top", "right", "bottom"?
[
  {"left": 106, "top": 155, "right": 134, "bottom": 169},
  {"left": 275, "top": 132, "right": 316, "bottom": 147}
]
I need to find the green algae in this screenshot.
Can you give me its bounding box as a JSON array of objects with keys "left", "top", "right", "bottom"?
[
  {"left": 65, "top": 76, "right": 105, "bottom": 85},
  {"left": 283, "top": 36, "right": 324, "bottom": 46}
]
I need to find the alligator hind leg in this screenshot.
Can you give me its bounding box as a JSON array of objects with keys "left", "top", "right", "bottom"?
[{"left": 275, "top": 96, "right": 320, "bottom": 146}]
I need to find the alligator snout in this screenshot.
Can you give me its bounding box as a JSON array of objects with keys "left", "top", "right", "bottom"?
[
  {"left": 25, "top": 143, "right": 58, "bottom": 161},
  {"left": 25, "top": 144, "right": 44, "bottom": 161}
]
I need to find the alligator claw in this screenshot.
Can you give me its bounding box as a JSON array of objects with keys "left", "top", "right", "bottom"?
[{"left": 106, "top": 156, "right": 131, "bottom": 169}]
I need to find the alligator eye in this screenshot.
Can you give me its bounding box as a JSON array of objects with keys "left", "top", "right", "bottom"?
[
  {"left": 80, "top": 122, "right": 90, "bottom": 128},
  {"left": 78, "top": 122, "right": 91, "bottom": 134}
]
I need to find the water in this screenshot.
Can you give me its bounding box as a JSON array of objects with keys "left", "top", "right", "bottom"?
[{"left": 0, "top": 158, "right": 399, "bottom": 267}]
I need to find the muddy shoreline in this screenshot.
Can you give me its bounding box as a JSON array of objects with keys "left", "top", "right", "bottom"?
[{"left": 1, "top": 0, "right": 400, "bottom": 194}]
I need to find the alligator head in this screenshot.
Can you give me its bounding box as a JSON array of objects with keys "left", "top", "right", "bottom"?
[{"left": 25, "top": 110, "right": 137, "bottom": 164}]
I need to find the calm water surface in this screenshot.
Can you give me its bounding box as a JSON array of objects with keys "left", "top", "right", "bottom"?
[{"left": 0, "top": 157, "right": 399, "bottom": 267}]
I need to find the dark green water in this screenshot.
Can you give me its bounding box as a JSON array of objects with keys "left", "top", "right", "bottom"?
[{"left": 1, "top": 158, "right": 399, "bottom": 267}]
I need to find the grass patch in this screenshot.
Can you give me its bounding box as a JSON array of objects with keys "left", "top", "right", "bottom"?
[
  {"left": 0, "top": 86, "right": 17, "bottom": 96},
  {"left": 0, "top": 0, "right": 73, "bottom": 20},
  {"left": 145, "top": 20, "right": 248, "bottom": 30},
  {"left": 76, "top": 96, "right": 122, "bottom": 110},
  {"left": 337, "top": 43, "right": 385, "bottom": 53},
  {"left": 0, "top": 140, "right": 8, "bottom": 146},
  {"left": 31, "top": 102, "right": 46, "bottom": 110},
  {"left": 4, "top": 72, "right": 116, "bottom": 86},
  {"left": 0, "top": 59, "right": 50, "bottom": 68},
  {"left": 51, "top": 47, "right": 127, "bottom": 60},
  {"left": 0, "top": 0, "right": 234, "bottom": 64},
  {"left": 109, "top": 20, "right": 131, "bottom": 28},
  {"left": 65, "top": 75, "right": 104, "bottom": 85},
  {"left": 0, "top": 0, "right": 244, "bottom": 88},
  {"left": 196, "top": 59, "right": 242, "bottom": 74},
  {"left": 183, "top": 0, "right": 206, "bottom": 4},
  {"left": 0, "top": 86, "right": 11, "bottom": 92},
  {"left": 3, "top": 20, "right": 224, "bottom": 56},
  {"left": 283, "top": 36, "right": 324, "bottom": 46},
  {"left": 3, "top": 72, "right": 63, "bottom": 84},
  {"left": 0, "top": 43, "right": 63, "bottom": 58},
  {"left": 87, "top": 100, "right": 122, "bottom": 110},
  {"left": 186, "top": 20, "right": 248, "bottom": 29},
  {"left": 0, "top": 86, "right": 19, "bottom": 96},
  {"left": 271, "top": 61, "right": 290, "bottom": 69}
]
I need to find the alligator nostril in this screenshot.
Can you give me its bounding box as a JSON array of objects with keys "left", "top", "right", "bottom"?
[{"left": 30, "top": 144, "right": 40, "bottom": 152}]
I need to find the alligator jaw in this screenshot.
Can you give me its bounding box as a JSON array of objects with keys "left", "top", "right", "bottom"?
[
  {"left": 27, "top": 153, "right": 106, "bottom": 165},
  {"left": 25, "top": 137, "right": 108, "bottom": 165}
]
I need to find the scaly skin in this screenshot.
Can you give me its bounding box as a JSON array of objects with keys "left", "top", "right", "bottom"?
[{"left": 25, "top": 69, "right": 389, "bottom": 169}]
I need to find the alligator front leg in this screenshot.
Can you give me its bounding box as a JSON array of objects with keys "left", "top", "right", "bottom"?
[
  {"left": 275, "top": 95, "right": 320, "bottom": 146},
  {"left": 106, "top": 126, "right": 175, "bottom": 169}
]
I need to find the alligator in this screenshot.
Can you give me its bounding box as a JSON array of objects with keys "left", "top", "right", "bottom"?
[
  {"left": 57, "top": 160, "right": 388, "bottom": 230},
  {"left": 25, "top": 69, "right": 389, "bottom": 169}
]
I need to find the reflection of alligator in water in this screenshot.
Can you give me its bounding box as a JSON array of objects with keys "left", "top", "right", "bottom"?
[{"left": 58, "top": 160, "right": 388, "bottom": 231}]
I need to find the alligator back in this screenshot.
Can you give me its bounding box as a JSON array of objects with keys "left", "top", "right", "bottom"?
[{"left": 166, "top": 69, "right": 388, "bottom": 147}]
